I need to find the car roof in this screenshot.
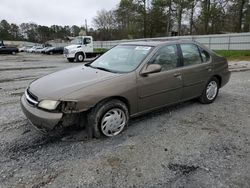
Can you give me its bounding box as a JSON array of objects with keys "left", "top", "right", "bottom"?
[{"left": 120, "top": 40, "right": 195, "bottom": 47}]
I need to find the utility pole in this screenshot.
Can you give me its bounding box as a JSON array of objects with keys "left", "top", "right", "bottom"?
[
  {"left": 85, "top": 19, "right": 88, "bottom": 35},
  {"left": 143, "top": 0, "right": 147, "bottom": 38}
]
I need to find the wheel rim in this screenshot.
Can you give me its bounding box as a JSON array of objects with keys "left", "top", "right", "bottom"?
[
  {"left": 101, "top": 108, "right": 126, "bottom": 137},
  {"left": 206, "top": 80, "right": 218, "bottom": 100},
  {"left": 78, "top": 54, "right": 84, "bottom": 61}
]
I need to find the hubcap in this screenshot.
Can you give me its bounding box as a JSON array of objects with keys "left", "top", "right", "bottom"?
[
  {"left": 78, "top": 54, "right": 83, "bottom": 61},
  {"left": 206, "top": 81, "right": 218, "bottom": 100},
  {"left": 101, "top": 108, "right": 126, "bottom": 137}
]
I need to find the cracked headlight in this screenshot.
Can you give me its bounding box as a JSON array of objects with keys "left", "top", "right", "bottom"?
[{"left": 38, "top": 100, "right": 60, "bottom": 110}]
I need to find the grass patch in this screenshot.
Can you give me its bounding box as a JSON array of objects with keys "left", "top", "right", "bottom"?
[
  {"left": 94, "top": 48, "right": 108, "bottom": 53},
  {"left": 215, "top": 50, "right": 250, "bottom": 61}
]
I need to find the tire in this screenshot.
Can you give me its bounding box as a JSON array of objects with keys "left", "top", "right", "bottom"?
[
  {"left": 12, "top": 51, "right": 16, "bottom": 55},
  {"left": 86, "top": 99, "right": 129, "bottom": 138},
  {"left": 199, "top": 77, "right": 219, "bottom": 104},
  {"left": 67, "top": 58, "right": 74, "bottom": 62},
  {"left": 75, "top": 52, "right": 85, "bottom": 62},
  {"left": 50, "top": 51, "right": 53, "bottom": 55}
]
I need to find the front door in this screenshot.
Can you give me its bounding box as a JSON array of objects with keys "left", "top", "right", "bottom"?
[
  {"left": 137, "top": 44, "right": 183, "bottom": 112},
  {"left": 82, "top": 37, "right": 93, "bottom": 53}
]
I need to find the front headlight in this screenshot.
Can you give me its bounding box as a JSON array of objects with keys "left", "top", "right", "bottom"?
[{"left": 38, "top": 100, "right": 60, "bottom": 110}]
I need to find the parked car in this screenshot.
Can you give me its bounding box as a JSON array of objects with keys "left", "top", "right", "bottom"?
[
  {"left": 19, "top": 45, "right": 33, "bottom": 52},
  {"left": 40, "top": 47, "right": 51, "bottom": 54},
  {"left": 27, "top": 46, "right": 43, "bottom": 53},
  {"left": 33, "top": 46, "right": 44, "bottom": 53},
  {"left": 43, "top": 47, "right": 54, "bottom": 54},
  {"left": 21, "top": 40, "right": 230, "bottom": 137},
  {"left": 0, "top": 46, "right": 19, "bottom": 54},
  {"left": 44, "top": 47, "right": 64, "bottom": 55}
]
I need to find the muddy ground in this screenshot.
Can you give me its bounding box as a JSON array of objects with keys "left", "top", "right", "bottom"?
[{"left": 0, "top": 53, "right": 250, "bottom": 188}]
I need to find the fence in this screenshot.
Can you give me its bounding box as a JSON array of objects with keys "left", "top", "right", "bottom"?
[
  {"left": 4, "top": 32, "right": 250, "bottom": 50},
  {"left": 4, "top": 40, "right": 35, "bottom": 47},
  {"left": 93, "top": 32, "right": 250, "bottom": 50}
]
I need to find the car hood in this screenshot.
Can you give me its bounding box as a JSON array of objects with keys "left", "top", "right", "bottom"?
[
  {"left": 29, "top": 65, "right": 120, "bottom": 100},
  {"left": 65, "top": 45, "right": 80, "bottom": 50}
]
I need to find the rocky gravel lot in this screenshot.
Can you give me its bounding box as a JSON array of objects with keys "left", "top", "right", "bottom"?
[{"left": 0, "top": 53, "right": 250, "bottom": 188}]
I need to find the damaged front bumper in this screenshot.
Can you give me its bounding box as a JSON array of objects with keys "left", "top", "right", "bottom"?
[{"left": 21, "top": 94, "right": 63, "bottom": 132}]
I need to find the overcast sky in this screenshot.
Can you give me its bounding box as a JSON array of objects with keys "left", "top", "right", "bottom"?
[{"left": 0, "top": 0, "right": 120, "bottom": 27}]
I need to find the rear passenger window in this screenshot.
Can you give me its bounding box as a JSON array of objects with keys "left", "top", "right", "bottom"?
[
  {"left": 199, "top": 47, "right": 210, "bottom": 62},
  {"left": 149, "top": 45, "right": 178, "bottom": 71},
  {"left": 180, "top": 44, "right": 202, "bottom": 66}
]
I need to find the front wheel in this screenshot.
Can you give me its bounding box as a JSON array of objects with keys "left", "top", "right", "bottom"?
[
  {"left": 75, "top": 52, "right": 85, "bottom": 62},
  {"left": 86, "top": 99, "right": 129, "bottom": 138},
  {"left": 199, "top": 77, "right": 219, "bottom": 104}
]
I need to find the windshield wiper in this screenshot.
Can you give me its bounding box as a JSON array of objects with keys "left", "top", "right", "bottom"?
[
  {"left": 94, "top": 66, "right": 116, "bottom": 73},
  {"left": 85, "top": 64, "right": 119, "bottom": 73}
]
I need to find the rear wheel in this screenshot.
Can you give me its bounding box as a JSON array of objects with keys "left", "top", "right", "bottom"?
[
  {"left": 86, "top": 99, "right": 129, "bottom": 138},
  {"left": 76, "top": 52, "right": 85, "bottom": 62},
  {"left": 199, "top": 77, "right": 219, "bottom": 104},
  {"left": 67, "top": 58, "right": 74, "bottom": 62},
  {"left": 49, "top": 51, "right": 53, "bottom": 55}
]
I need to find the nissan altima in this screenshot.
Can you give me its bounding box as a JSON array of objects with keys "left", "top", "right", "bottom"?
[{"left": 21, "top": 40, "right": 230, "bottom": 138}]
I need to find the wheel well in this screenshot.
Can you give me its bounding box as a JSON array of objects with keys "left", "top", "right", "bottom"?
[
  {"left": 75, "top": 51, "right": 85, "bottom": 58},
  {"left": 95, "top": 96, "right": 130, "bottom": 113},
  {"left": 213, "top": 75, "right": 222, "bottom": 87}
]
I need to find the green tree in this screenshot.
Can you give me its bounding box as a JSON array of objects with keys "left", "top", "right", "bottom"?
[
  {"left": 71, "top": 25, "right": 81, "bottom": 36},
  {"left": 0, "top": 20, "right": 11, "bottom": 40}
]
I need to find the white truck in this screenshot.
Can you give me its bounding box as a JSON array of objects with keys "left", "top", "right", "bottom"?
[{"left": 64, "top": 36, "right": 104, "bottom": 62}]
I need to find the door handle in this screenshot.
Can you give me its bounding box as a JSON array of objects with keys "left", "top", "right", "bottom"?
[{"left": 174, "top": 73, "right": 181, "bottom": 77}]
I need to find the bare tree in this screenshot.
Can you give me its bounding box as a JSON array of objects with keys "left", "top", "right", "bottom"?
[{"left": 237, "top": 0, "right": 247, "bottom": 32}]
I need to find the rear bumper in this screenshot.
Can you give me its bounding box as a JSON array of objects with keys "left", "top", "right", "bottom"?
[
  {"left": 221, "top": 70, "right": 231, "bottom": 88},
  {"left": 20, "top": 95, "right": 63, "bottom": 132}
]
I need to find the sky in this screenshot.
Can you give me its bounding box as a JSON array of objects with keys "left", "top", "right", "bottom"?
[{"left": 0, "top": 0, "right": 120, "bottom": 27}]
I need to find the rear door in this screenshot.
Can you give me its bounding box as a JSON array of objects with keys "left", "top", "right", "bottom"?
[
  {"left": 137, "top": 44, "right": 183, "bottom": 112},
  {"left": 179, "top": 43, "right": 212, "bottom": 100}
]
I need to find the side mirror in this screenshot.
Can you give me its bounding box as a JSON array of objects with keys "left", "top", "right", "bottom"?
[{"left": 141, "top": 64, "right": 162, "bottom": 76}]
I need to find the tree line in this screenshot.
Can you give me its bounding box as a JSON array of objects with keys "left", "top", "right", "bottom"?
[
  {"left": 0, "top": 20, "right": 86, "bottom": 43},
  {"left": 0, "top": 0, "right": 250, "bottom": 43},
  {"left": 93, "top": 0, "right": 250, "bottom": 40}
]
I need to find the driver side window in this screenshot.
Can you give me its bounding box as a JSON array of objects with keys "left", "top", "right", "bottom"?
[
  {"left": 84, "top": 38, "right": 91, "bottom": 45},
  {"left": 149, "top": 45, "right": 178, "bottom": 71}
]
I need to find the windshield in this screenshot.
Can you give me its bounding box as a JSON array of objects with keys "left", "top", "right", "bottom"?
[
  {"left": 90, "top": 45, "right": 153, "bottom": 73},
  {"left": 71, "top": 37, "right": 82, "bottom": 45}
]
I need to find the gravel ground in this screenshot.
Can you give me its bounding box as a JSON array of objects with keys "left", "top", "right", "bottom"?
[{"left": 0, "top": 53, "right": 250, "bottom": 188}]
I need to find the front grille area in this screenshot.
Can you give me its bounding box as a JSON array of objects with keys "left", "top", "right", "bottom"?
[
  {"left": 63, "top": 48, "right": 68, "bottom": 55},
  {"left": 25, "top": 89, "right": 38, "bottom": 106}
]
